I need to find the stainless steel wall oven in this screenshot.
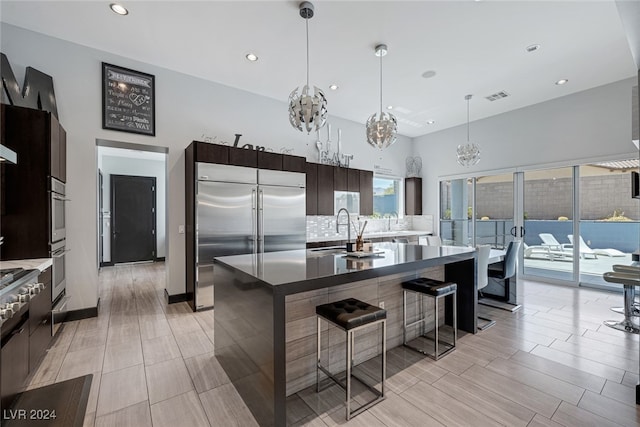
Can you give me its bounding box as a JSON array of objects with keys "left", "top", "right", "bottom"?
[
  {"left": 50, "top": 177, "right": 67, "bottom": 243},
  {"left": 50, "top": 240, "right": 67, "bottom": 303}
]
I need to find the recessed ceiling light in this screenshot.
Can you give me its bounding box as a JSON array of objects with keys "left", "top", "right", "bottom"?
[
  {"left": 109, "top": 3, "right": 128, "bottom": 15},
  {"left": 526, "top": 44, "right": 541, "bottom": 53},
  {"left": 426, "top": 120, "right": 435, "bottom": 125},
  {"left": 329, "top": 84, "right": 339, "bottom": 90},
  {"left": 387, "top": 105, "right": 393, "bottom": 110},
  {"left": 555, "top": 79, "right": 569, "bottom": 85},
  {"left": 245, "top": 53, "right": 258, "bottom": 62},
  {"left": 421, "top": 70, "right": 437, "bottom": 79}
]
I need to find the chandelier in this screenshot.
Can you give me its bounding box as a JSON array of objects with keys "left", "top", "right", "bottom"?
[
  {"left": 366, "top": 44, "right": 397, "bottom": 149},
  {"left": 288, "top": 2, "right": 328, "bottom": 134},
  {"left": 457, "top": 94, "right": 481, "bottom": 166}
]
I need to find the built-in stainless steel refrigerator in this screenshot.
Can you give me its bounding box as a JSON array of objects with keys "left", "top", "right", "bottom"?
[{"left": 195, "top": 163, "right": 306, "bottom": 310}]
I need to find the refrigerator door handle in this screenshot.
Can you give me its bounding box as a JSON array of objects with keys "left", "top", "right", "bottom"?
[
  {"left": 252, "top": 189, "right": 258, "bottom": 252},
  {"left": 258, "top": 189, "right": 264, "bottom": 251},
  {"left": 258, "top": 189, "right": 264, "bottom": 252}
]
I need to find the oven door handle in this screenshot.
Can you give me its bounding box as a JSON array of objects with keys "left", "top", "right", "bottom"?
[
  {"left": 52, "top": 195, "right": 71, "bottom": 202},
  {"left": 52, "top": 248, "right": 71, "bottom": 258}
]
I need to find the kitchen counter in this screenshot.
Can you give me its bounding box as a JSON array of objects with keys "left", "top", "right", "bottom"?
[
  {"left": 0, "top": 258, "right": 52, "bottom": 273},
  {"left": 213, "top": 242, "right": 477, "bottom": 426},
  {"left": 306, "top": 229, "right": 430, "bottom": 244}
]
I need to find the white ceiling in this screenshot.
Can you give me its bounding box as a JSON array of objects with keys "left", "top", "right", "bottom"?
[{"left": 1, "top": 1, "right": 637, "bottom": 138}]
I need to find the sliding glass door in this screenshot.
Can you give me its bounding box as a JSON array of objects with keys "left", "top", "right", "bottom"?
[
  {"left": 522, "top": 167, "right": 576, "bottom": 282},
  {"left": 439, "top": 178, "right": 472, "bottom": 246},
  {"left": 439, "top": 158, "right": 638, "bottom": 289},
  {"left": 578, "top": 161, "right": 640, "bottom": 288},
  {"left": 474, "top": 173, "right": 515, "bottom": 249}
]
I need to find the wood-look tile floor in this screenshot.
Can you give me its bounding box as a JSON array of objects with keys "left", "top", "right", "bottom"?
[{"left": 26, "top": 262, "right": 640, "bottom": 426}]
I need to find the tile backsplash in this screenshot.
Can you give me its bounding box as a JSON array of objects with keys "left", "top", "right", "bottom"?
[{"left": 306, "top": 215, "right": 433, "bottom": 241}]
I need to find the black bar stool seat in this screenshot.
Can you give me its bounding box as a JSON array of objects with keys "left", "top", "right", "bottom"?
[
  {"left": 316, "top": 298, "right": 386, "bottom": 420},
  {"left": 316, "top": 298, "right": 387, "bottom": 330},
  {"left": 402, "top": 277, "right": 457, "bottom": 360}
]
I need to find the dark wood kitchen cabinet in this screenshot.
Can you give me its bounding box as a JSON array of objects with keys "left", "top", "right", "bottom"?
[
  {"left": 405, "top": 177, "right": 422, "bottom": 215},
  {"left": 192, "top": 141, "right": 230, "bottom": 164},
  {"left": 0, "top": 105, "right": 67, "bottom": 260},
  {"left": 347, "top": 168, "right": 360, "bottom": 192},
  {"left": 304, "top": 162, "right": 374, "bottom": 216},
  {"left": 333, "top": 166, "right": 348, "bottom": 191},
  {"left": 1, "top": 315, "right": 30, "bottom": 410},
  {"left": 305, "top": 162, "right": 318, "bottom": 215},
  {"left": 29, "top": 267, "right": 53, "bottom": 370},
  {"left": 50, "top": 114, "right": 67, "bottom": 183},
  {"left": 316, "top": 164, "right": 335, "bottom": 215},
  {"left": 282, "top": 154, "right": 306, "bottom": 173},
  {"left": 257, "top": 151, "right": 283, "bottom": 171},
  {"left": 359, "top": 169, "right": 374, "bottom": 215}
]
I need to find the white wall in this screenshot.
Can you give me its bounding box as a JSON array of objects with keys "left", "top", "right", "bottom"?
[
  {"left": 1, "top": 23, "right": 413, "bottom": 310},
  {"left": 100, "top": 155, "right": 167, "bottom": 261},
  {"left": 412, "top": 78, "right": 639, "bottom": 229}
]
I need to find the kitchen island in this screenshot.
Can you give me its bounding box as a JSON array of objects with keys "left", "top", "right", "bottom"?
[{"left": 213, "top": 243, "right": 476, "bottom": 426}]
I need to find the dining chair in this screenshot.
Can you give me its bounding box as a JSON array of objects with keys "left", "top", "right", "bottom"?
[
  {"left": 476, "top": 244, "right": 495, "bottom": 330},
  {"left": 487, "top": 240, "right": 521, "bottom": 301}
]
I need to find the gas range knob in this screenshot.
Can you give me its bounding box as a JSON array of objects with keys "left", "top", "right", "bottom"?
[
  {"left": 18, "top": 293, "right": 30, "bottom": 303},
  {"left": 36, "top": 283, "right": 45, "bottom": 291},
  {"left": 1, "top": 307, "right": 14, "bottom": 319}
]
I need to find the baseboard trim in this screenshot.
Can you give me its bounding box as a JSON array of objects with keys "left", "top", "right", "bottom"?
[
  {"left": 164, "top": 289, "right": 189, "bottom": 304},
  {"left": 63, "top": 300, "right": 100, "bottom": 322}
]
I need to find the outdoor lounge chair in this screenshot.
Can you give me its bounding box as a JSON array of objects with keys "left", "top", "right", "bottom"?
[
  {"left": 538, "top": 233, "right": 572, "bottom": 259},
  {"left": 524, "top": 243, "right": 573, "bottom": 261},
  {"left": 567, "top": 235, "right": 625, "bottom": 258}
]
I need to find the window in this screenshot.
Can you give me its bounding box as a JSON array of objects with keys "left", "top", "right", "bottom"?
[
  {"left": 334, "top": 191, "right": 360, "bottom": 214},
  {"left": 373, "top": 176, "right": 403, "bottom": 217}
]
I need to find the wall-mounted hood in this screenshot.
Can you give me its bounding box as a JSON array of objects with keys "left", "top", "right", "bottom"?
[{"left": 0, "top": 144, "right": 17, "bottom": 164}]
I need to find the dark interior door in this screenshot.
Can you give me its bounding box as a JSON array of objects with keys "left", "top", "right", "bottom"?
[{"left": 111, "top": 175, "right": 156, "bottom": 263}]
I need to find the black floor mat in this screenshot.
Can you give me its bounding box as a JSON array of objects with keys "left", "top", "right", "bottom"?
[{"left": 2, "top": 374, "right": 92, "bottom": 427}]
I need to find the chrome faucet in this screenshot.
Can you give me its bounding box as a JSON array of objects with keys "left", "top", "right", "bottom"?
[
  {"left": 386, "top": 212, "right": 398, "bottom": 231},
  {"left": 336, "top": 208, "right": 351, "bottom": 242}
]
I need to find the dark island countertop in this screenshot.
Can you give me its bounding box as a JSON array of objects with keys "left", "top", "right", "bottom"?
[{"left": 213, "top": 242, "right": 476, "bottom": 295}]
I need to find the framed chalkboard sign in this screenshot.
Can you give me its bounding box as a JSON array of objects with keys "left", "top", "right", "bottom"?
[{"left": 102, "top": 62, "right": 155, "bottom": 136}]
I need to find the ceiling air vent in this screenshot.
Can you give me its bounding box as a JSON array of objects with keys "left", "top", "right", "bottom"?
[{"left": 485, "top": 91, "right": 510, "bottom": 102}]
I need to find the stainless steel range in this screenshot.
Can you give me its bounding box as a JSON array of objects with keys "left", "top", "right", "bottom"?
[{"left": 0, "top": 268, "right": 42, "bottom": 328}]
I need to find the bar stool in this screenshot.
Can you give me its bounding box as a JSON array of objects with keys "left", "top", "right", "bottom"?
[
  {"left": 603, "top": 265, "right": 640, "bottom": 334},
  {"left": 316, "top": 298, "right": 386, "bottom": 420},
  {"left": 402, "top": 277, "right": 457, "bottom": 360}
]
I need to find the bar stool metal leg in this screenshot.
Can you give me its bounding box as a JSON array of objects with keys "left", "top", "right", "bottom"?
[
  {"left": 402, "top": 281, "right": 457, "bottom": 360},
  {"left": 434, "top": 294, "right": 439, "bottom": 360},
  {"left": 316, "top": 316, "right": 321, "bottom": 393},
  {"left": 346, "top": 329, "right": 352, "bottom": 420},
  {"left": 605, "top": 284, "right": 640, "bottom": 334},
  {"left": 316, "top": 298, "right": 387, "bottom": 421}
]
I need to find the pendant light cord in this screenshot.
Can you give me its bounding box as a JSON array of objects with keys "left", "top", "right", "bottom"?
[
  {"left": 306, "top": 17, "right": 310, "bottom": 87},
  {"left": 379, "top": 52, "right": 383, "bottom": 114},
  {"left": 467, "top": 97, "right": 470, "bottom": 142}
]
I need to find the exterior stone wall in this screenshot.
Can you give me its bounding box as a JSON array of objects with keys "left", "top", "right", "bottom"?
[{"left": 468, "top": 174, "right": 639, "bottom": 221}]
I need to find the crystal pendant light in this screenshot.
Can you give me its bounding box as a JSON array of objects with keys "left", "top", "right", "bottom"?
[
  {"left": 456, "top": 94, "right": 481, "bottom": 166},
  {"left": 366, "top": 44, "right": 397, "bottom": 149},
  {"left": 288, "top": 2, "right": 327, "bottom": 134}
]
